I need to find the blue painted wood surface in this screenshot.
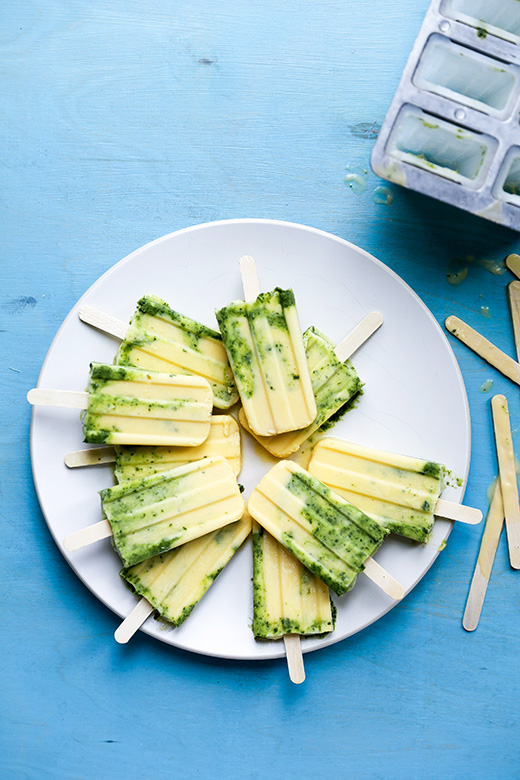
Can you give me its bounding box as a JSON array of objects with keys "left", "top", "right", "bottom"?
[{"left": 2, "top": 2, "right": 519, "bottom": 778}]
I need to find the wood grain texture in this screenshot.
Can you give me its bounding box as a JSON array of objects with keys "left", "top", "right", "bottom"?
[{"left": 2, "top": 1, "right": 520, "bottom": 779}]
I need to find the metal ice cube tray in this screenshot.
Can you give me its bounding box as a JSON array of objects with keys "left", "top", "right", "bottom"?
[{"left": 371, "top": 0, "right": 520, "bottom": 230}]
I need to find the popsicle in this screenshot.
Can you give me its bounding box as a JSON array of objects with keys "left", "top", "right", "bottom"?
[
  {"left": 248, "top": 460, "right": 404, "bottom": 599},
  {"left": 79, "top": 295, "right": 239, "bottom": 409},
  {"left": 215, "top": 256, "right": 317, "bottom": 436},
  {"left": 28, "top": 363, "right": 213, "bottom": 447},
  {"left": 64, "top": 456, "right": 245, "bottom": 566},
  {"left": 308, "top": 437, "right": 482, "bottom": 543},
  {"left": 252, "top": 522, "right": 334, "bottom": 638},
  {"left": 253, "top": 521, "right": 334, "bottom": 683},
  {"left": 115, "top": 513, "right": 252, "bottom": 643},
  {"left": 238, "top": 316, "right": 381, "bottom": 458},
  {"left": 64, "top": 415, "right": 242, "bottom": 480}
]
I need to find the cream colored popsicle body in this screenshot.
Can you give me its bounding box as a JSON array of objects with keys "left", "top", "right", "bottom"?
[
  {"left": 117, "top": 295, "right": 239, "bottom": 409},
  {"left": 252, "top": 522, "right": 334, "bottom": 638},
  {"left": 308, "top": 437, "right": 445, "bottom": 543},
  {"left": 216, "top": 288, "right": 317, "bottom": 436},
  {"left": 114, "top": 415, "right": 241, "bottom": 482},
  {"left": 100, "top": 456, "right": 244, "bottom": 567},
  {"left": 82, "top": 363, "right": 213, "bottom": 446},
  {"left": 121, "top": 514, "right": 251, "bottom": 626},
  {"left": 239, "top": 326, "right": 362, "bottom": 457},
  {"left": 248, "top": 460, "right": 388, "bottom": 595}
]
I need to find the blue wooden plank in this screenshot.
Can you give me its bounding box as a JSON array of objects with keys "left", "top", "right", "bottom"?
[{"left": 1, "top": 1, "right": 520, "bottom": 778}]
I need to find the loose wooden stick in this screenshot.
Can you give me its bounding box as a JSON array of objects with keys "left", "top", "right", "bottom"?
[
  {"left": 507, "top": 281, "right": 520, "bottom": 363},
  {"left": 363, "top": 557, "right": 405, "bottom": 600},
  {"left": 64, "top": 519, "right": 112, "bottom": 551},
  {"left": 283, "top": 635, "right": 306, "bottom": 684},
  {"left": 506, "top": 253, "right": 520, "bottom": 281},
  {"left": 79, "top": 305, "right": 128, "bottom": 340},
  {"left": 334, "top": 312, "right": 383, "bottom": 362},
  {"left": 239, "top": 255, "right": 261, "bottom": 302},
  {"left": 434, "top": 499, "right": 482, "bottom": 525},
  {"left": 491, "top": 395, "right": 520, "bottom": 569},
  {"left": 114, "top": 598, "right": 154, "bottom": 644},
  {"left": 64, "top": 446, "right": 116, "bottom": 468},
  {"left": 27, "top": 388, "right": 89, "bottom": 409},
  {"left": 463, "top": 483, "right": 504, "bottom": 632},
  {"left": 445, "top": 316, "right": 520, "bottom": 386}
]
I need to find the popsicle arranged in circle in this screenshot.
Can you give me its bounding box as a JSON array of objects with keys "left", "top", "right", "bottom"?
[
  {"left": 248, "top": 460, "right": 404, "bottom": 600},
  {"left": 64, "top": 414, "right": 242, "bottom": 481},
  {"left": 238, "top": 317, "right": 380, "bottom": 458},
  {"left": 27, "top": 363, "right": 214, "bottom": 447},
  {"left": 79, "top": 295, "right": 239, "bottom": 409},
  {"left": 215, "top": 256, "right": 317, "bottom": 437},
  {"left": 63, "top": 456, "right": 245, "bottom": 567},
  {"left": 252, "top": 521, "right": 334, "bottom": 684},
  {"left": 308, "top": 437, "right": 482, "bottom": 543},
  {"left": 115, "top": 513, "right": 252, "bottom": 644}
]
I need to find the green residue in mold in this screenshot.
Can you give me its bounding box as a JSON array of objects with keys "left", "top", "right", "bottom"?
[{"left": 480, "top": 379, "right": 494, "bottom": 393}]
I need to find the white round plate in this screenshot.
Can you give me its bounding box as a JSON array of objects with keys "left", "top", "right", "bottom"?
[{"left": 30, "top": 219, "right": 470, "bottom": 660}]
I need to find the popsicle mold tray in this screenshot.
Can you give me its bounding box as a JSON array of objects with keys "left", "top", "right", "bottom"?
[{"left": 371, "top": 0, "right": 520, "bottom": 230}]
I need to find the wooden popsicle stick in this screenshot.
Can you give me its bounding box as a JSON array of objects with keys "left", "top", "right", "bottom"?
[
  {"left": 64, "top": 519, "right": 112, "bottom": 551},
  {"left": 283, "top": 634, "right": 306, "bottom": 684},
  {"left": 506, "top": 253, "right": 520, "bottom": 281},
  {"left": 363, "top": 557, "right": 405, "bottom": 600},
  {"left": 114, "top": 598, "right": 155, "bottom": 644},
  {"left": 445, "top": 315, "right": 520, "bottom": 386},
  {"left": 491, "top": 394, "right": 520, "bottom": 569},
  {"left": 434, "top": 499, "right": 482, "bottom": 525},
  {"left": 65, "top": 446, "right": 116, "bottom": 468},
  {"left": 239, "top": 255, "right": 261, "bottom": 302},
  {"left": 79, "top": 305, "right": 128, "bottom": 340},
  {"left": 463, "top": 482, "right": 505, "bottom": 632},
  {"left": 507, "top": 281, "right": 520, "bottom": 363},
  {"left": 334, "top": 311, "right": 383, "bottom": 362},
  {"left": 27, "top": 388, "right": 89, "bottom": 409}
]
